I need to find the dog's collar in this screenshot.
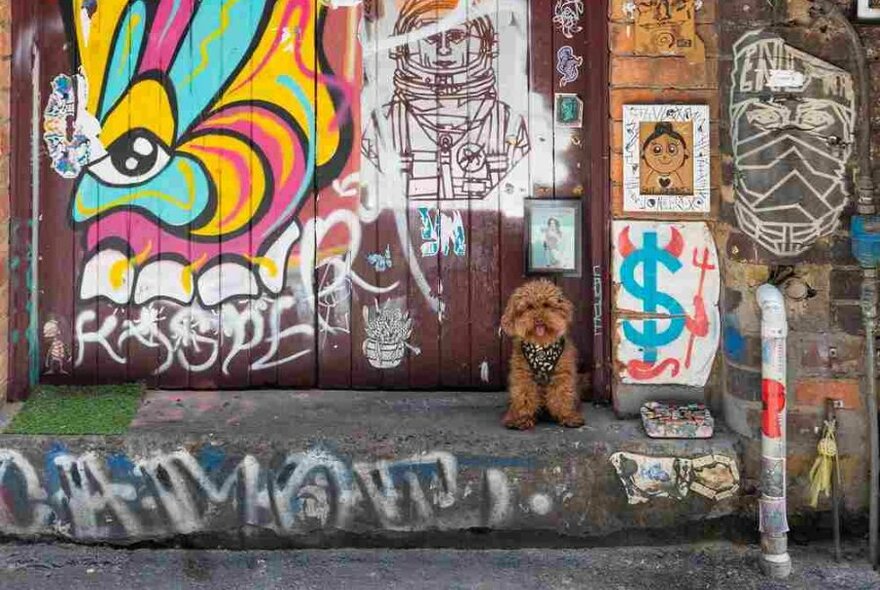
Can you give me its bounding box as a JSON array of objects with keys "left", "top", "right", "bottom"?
[{"left": 521, "top": 337, "right": 565, "bottom": 386}]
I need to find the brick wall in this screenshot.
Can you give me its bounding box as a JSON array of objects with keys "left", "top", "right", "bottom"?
[
  {"left": 719, "top": 0, "right": 872, "bottom": 513},
  {"left": 608, "top": 0, "right": 722, "bottom": 413}
]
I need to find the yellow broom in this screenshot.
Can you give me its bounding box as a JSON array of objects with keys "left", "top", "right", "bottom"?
[{"left": 808, "top": 418, "right": 840, "bottom": 508}]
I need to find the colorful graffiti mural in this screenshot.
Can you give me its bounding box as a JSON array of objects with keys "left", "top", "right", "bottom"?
[
  {"left": 612, "top": 221, "right": 719, "bottom": 386},
  {"left": 54, "top": 0, "right": 353, "bottom": 306},
  {"left": 26, "top": 0, "right": 604, "bottom": 390}
]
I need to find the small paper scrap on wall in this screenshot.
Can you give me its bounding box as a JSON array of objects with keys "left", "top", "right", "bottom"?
[{"left": 632, "top": 0, "right": 705, "bottom": 64}]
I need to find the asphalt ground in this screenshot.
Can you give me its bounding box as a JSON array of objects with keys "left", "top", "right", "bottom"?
[{"left": 0, "top": 540, "right": 878, "bottom": 589}]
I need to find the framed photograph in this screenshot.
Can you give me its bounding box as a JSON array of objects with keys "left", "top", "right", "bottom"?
[
  {"left": 525, "top": 199, "right": 582, "bottom": 276},
  {"left": 622, "top": 104, "right": 710, "bottom": 213},
  {"left": 858, "top": 0, "right": 880, "bottom": 22}
]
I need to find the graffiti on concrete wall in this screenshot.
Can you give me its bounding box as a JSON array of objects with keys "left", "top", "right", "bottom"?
[
  {"left": 622, "top": 104, "right": 710, "bottom": 213},
  {"left": 730, "top": 31, "right": 855, "bottom": 257},
  {"left": 609, "top": 451, "right": 739, "bottom": 505},
  {"left": 613, "top": 221, "right": 719, "bottom": 386},
  {"left": 360, "top": 0, "right": 539, "bottom": 203},
  {"left": 0, "top": 445, "right": 518, "bottom": 539}
]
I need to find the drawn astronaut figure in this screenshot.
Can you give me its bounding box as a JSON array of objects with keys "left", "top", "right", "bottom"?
[
  {"left": 362, "top": 0, "right": 529, "bottom": 201},
  {"left": 42, "top": 319, "right": 69, "bottom": 375},
  {"left": 730, "top": 31, "right": 855, "bottom": 257}
]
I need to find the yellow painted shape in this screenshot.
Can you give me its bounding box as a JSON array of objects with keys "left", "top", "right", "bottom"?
[
  {"left": 100, "top": 78, "right": 176, "bottom": 148},
  {"left": 107, "top": 241, "right": 152, "bottom": 290},
  {"left": 181, "top": 254, "right": 208, "bottom": 295},
  {"left": 73, "top": 0, "right": 132, "bottom": 117},
  {"left": 245, "top": 256, "right": 279, "bottom": 278},
  {"left": 181, "top": 134, "right": 267, "bottom": 237}
]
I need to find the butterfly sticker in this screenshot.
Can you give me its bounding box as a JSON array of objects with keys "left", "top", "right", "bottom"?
[{"left": 366, "top": 245, "right": 393, "bottom": 272}]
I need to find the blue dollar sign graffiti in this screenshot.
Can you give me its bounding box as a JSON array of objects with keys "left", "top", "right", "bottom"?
[{"left": 620, "top": 231, "right": 686, "bottom": 364}]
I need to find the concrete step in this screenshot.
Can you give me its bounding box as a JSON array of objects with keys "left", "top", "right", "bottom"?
[{"left": 0, "top": 390, "right": 743, "bottom": 547}]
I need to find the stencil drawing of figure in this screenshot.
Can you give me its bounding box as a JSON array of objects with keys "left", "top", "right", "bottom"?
[
  {"left": 542, "top": 217, "right": 564, "bottom": 267},
  {"left": 639, "top": 122, "right": 692, "bottom": 195},
  {"left": 730, "top": 30, "right": 855, "bottom": 257},
  {"left": 42, "top": 319, "right": 70, "bottom": 375},
  {"left": 362, "top": 0, "right": 529, "bottom": 201}
]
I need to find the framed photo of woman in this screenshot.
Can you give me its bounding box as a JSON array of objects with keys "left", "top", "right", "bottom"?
[{"left": 524, "top": 199, "right": 582, "bottom": 277}]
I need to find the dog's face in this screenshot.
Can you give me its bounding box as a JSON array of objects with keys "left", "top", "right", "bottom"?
[{"left": 501, "top": 279, "right": 573, "bottom": 346}]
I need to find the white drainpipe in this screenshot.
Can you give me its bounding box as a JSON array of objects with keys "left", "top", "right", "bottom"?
[{"left": 756, "top": 284, "right": 792, "bottom": 578}]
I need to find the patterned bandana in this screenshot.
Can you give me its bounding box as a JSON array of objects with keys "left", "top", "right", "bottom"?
[{"left": 521, "top": 338, "right": 566, "bottom": 386}]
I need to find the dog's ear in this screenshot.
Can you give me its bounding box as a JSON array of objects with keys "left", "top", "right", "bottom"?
[
  {"left": 500, "top": 291, "right": 519, "bottom": 337},
  {"left": 559, "top": 295, "right": 574, "bottom": 325}
]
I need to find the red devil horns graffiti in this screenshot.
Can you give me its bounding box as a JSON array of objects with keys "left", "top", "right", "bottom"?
[
  {"left": 618, "top": 226, "right": 684, "bottom": 258},
  {"left": 666, "top": 227, "right": 684, "bottom": 258},
  {"left": 618, "top": 226, "right": 635, "bottom": 257}
]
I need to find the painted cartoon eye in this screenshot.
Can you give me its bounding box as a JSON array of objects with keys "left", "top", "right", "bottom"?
[
  {"left": 87, "top": 129, "right": 171, "bottom": 186},
  {"left": 668, "top": 144, "right": 678, "bottom": 155},
  {"left": 799, "top": 109, "right": 833, "bottom": 130},
  {"left": 652, "top": 144, "right": 663, "bottom": 155},
  {"left": 425, "top": 33, "right": 443, "bottom": 45},
  {"left": 747, "top": 108, "right": 783, "bottom": 128}
]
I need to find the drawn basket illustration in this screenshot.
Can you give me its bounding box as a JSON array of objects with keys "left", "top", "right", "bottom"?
[
  {"left": 362, "top": 339, "right": 406, "bottom": 369},
  {"left": 362, "top": 301, "right": 414, "bottom": 369}
]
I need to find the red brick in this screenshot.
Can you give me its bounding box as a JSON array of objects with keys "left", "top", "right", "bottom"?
[
  {"left": 611, "top": 56, "right": 718, "bottom": 89},
  {"left": 610, "top": 23, "right": 718, "bottom": 57},
  {"left": 795, "top": 379, "right": 862, "bottom": 410}
]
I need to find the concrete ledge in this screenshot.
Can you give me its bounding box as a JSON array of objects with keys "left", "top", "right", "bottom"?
[{"left": 0, "top": 390, "right": 743, "bottom": 547}]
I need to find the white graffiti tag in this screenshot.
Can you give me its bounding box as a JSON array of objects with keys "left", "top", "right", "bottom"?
[
  {"left": 552, "top": 0, "right": 584, "bottom": 38},
  {"left": 0, "top": 447, "right": 513, "bottom": 539}
]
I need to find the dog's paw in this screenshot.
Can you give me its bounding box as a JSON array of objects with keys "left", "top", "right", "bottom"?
[
  {"left": 558, "top": 413, "right": 585, "bottom": 428},
  {"left": 503, "top": 412, "right": 536, "bottom": 430}
]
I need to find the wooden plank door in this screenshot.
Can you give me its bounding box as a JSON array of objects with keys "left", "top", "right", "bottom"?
[{"left": 19, "top": 0, "right": 607, "bottom": 394}]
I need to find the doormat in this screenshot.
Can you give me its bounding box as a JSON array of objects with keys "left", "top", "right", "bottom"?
[{"left": 641, "top": 401, "right": 714, "bottom": 439}]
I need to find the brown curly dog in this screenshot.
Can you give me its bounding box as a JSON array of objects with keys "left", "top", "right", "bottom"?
[{"left": 500, "top": 279, "right": 585, "bottom": 430}]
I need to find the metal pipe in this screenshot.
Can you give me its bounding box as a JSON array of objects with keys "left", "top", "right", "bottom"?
[
  {"left": 862, "top": 269, "right": 879, "bottom": 568},
  {"left": 757, "top": 284, "right": 791, "bottom": 579},
  {"left": 812, "top": 1, "right": 879, "bottom": 566},
  {"left": 810, "top": 0, "right": 875, "bottom": 213}
]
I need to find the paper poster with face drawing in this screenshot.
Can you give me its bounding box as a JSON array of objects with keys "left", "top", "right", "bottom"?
[
  {"left": 623, "top": 104, "right": 710, "bottom": 213},
  {"left": 730, "top": 31, "right": 855, "bottom": 257}
]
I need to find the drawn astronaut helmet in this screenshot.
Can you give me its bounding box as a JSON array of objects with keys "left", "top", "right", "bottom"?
[
  {"left": 729, "top": 30, "right": 855, "bottom": 257},
  {"left": 391, "top": 0, "right": 497, "bottom": 90}
]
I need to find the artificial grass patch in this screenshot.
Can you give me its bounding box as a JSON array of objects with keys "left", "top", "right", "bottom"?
[{"left": 4, "top": 383, "right": 145, "bottom": 435}]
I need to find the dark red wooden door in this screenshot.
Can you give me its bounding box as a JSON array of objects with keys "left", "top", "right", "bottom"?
[{"left": 9, "top": 0, "right": 608, "bottom": 397}]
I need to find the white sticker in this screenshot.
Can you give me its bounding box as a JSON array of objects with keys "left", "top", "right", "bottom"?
[{"left": 766, "top": 69, "right": 806, "bottom": 89}]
